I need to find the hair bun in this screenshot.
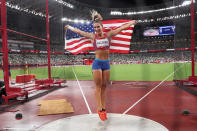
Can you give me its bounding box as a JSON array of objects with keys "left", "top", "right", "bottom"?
[
  {"left": 94, "top": 17, "right": 100, "bottom": 21},
  {"left": 91, "top": 10, "right": 103, "bottom": 21}
]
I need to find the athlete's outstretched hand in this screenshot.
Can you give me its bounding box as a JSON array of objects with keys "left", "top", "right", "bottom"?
[
  {"left": 64, "top": 25, "right": 69, "bottom": 30},
  {"left": 129, "top": 20, "right": 137, "bottom": 25}
]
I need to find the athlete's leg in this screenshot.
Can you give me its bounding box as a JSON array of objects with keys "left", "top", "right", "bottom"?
[
  {"left": 93, "top": 70, "right": 103, "bottom": 111},
  {"left": 101, "top": 69, "right": 110, "bottom": 110}
]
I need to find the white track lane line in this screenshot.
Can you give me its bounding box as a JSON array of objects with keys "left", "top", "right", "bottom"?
[
  {"left": 72, "top": 67, "right": 92, "bottom": 114},
  {"left": 122, "top": 64, "right": 184, "bottom": 115}
]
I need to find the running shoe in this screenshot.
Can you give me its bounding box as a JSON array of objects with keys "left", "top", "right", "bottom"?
[
  {"left": 97, "top": 109, "right": 107, "bottom": 121},
  {"left": 102, "top": 110, "right": 107, "bottom": 120}
]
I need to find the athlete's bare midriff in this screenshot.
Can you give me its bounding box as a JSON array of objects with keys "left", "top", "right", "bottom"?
[{"left": 95, "top": 50, "right": 110, "bottom": 60}]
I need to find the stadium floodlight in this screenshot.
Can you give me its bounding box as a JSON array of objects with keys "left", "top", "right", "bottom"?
[
  {"left": 61, "top": 18, "right": 68, "bottom": 21},
  {"left": 79, "top": 20, "right": 85, "bottom": 24},
  {"left": 74, "top": 19, "right": 79, "bottom": 23},
  {"left": 126, "top": 12, "right": 137, "bottom": 15},
  {"left": 61, "top": 18, "right": 90, "bottom": 24},
  {"left": 5, "top": 2, "right": 46, "bottom": 17},
  {"left": 1, "top": 1, "right": 74, "bottom": 18},
  {"left": 86, "top": 21, "right": 91, "bottom": 24},
  {"left": 110, "top": 0, "right": 195, "bottom": 16},
  {"left": 182, "top": 0, "right": 195, "bottom": 6},
  {"left": 110, "top": 11, "right": 123, "bottom": 15},
  {"left": 182, "top": 1, "right": 191, "bottom": 6},
  {"left": 138, "top": 11, "right": 145, "bottom": 14},
  {"left": 54, "top": 0, "right": 74, "bottom": 9}
]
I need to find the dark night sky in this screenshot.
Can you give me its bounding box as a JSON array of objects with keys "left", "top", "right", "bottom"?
[{"left": 74, "top": 0, "right": 175, "bottom": 8}]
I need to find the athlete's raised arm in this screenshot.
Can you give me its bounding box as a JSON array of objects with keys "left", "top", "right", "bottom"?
[
  {"left": 107, "top": 20, "right": 137, "bottom": 37},
  {"left": 64, "top": 25, "right": 94, "bottom": 39}
]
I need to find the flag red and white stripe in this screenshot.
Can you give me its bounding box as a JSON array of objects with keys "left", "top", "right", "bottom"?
[{"left": 65, "top": 19, "right": 135, "bottom": 55}]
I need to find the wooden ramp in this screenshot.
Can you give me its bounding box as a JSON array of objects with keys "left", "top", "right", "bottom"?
[{"left": 38, "top": 99, "right": 74, "bottom": 116}]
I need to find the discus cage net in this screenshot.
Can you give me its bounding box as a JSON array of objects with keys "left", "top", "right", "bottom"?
[{"left": 0, "top": 0, "right": 196, "bottom": 104}]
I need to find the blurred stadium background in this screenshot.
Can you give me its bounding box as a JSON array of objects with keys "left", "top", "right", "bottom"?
[
  {"left": 0, "top": 0, "right": 196, "bottom": 91},
  {"left": 0, "top": 1, "right": 197, "bottom": 131}
]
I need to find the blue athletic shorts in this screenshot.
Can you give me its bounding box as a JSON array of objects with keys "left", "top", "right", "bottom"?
[{"left": 92, "top": 58, "right": 110, "bottom": 71}]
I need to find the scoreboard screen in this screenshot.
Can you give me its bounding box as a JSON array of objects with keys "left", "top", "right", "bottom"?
[
  {"left": 144, "top": 25, "right": 175, "bottom": 36},
  {"left": 159, "top": 26, "right": 175, "bottom": 36}
]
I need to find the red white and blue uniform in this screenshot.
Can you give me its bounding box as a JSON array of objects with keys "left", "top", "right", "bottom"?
[{"left": 92, "top": 33, "right": 111, "bottom": 71}]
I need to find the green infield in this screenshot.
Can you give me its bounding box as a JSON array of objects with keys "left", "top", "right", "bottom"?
[{"left": 0, "top": 62, "right": 195, "bottom": 81}]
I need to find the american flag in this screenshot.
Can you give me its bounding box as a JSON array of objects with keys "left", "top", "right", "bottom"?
[{"left": 65, "top": 19, "right": 135, "bottom": 55}]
